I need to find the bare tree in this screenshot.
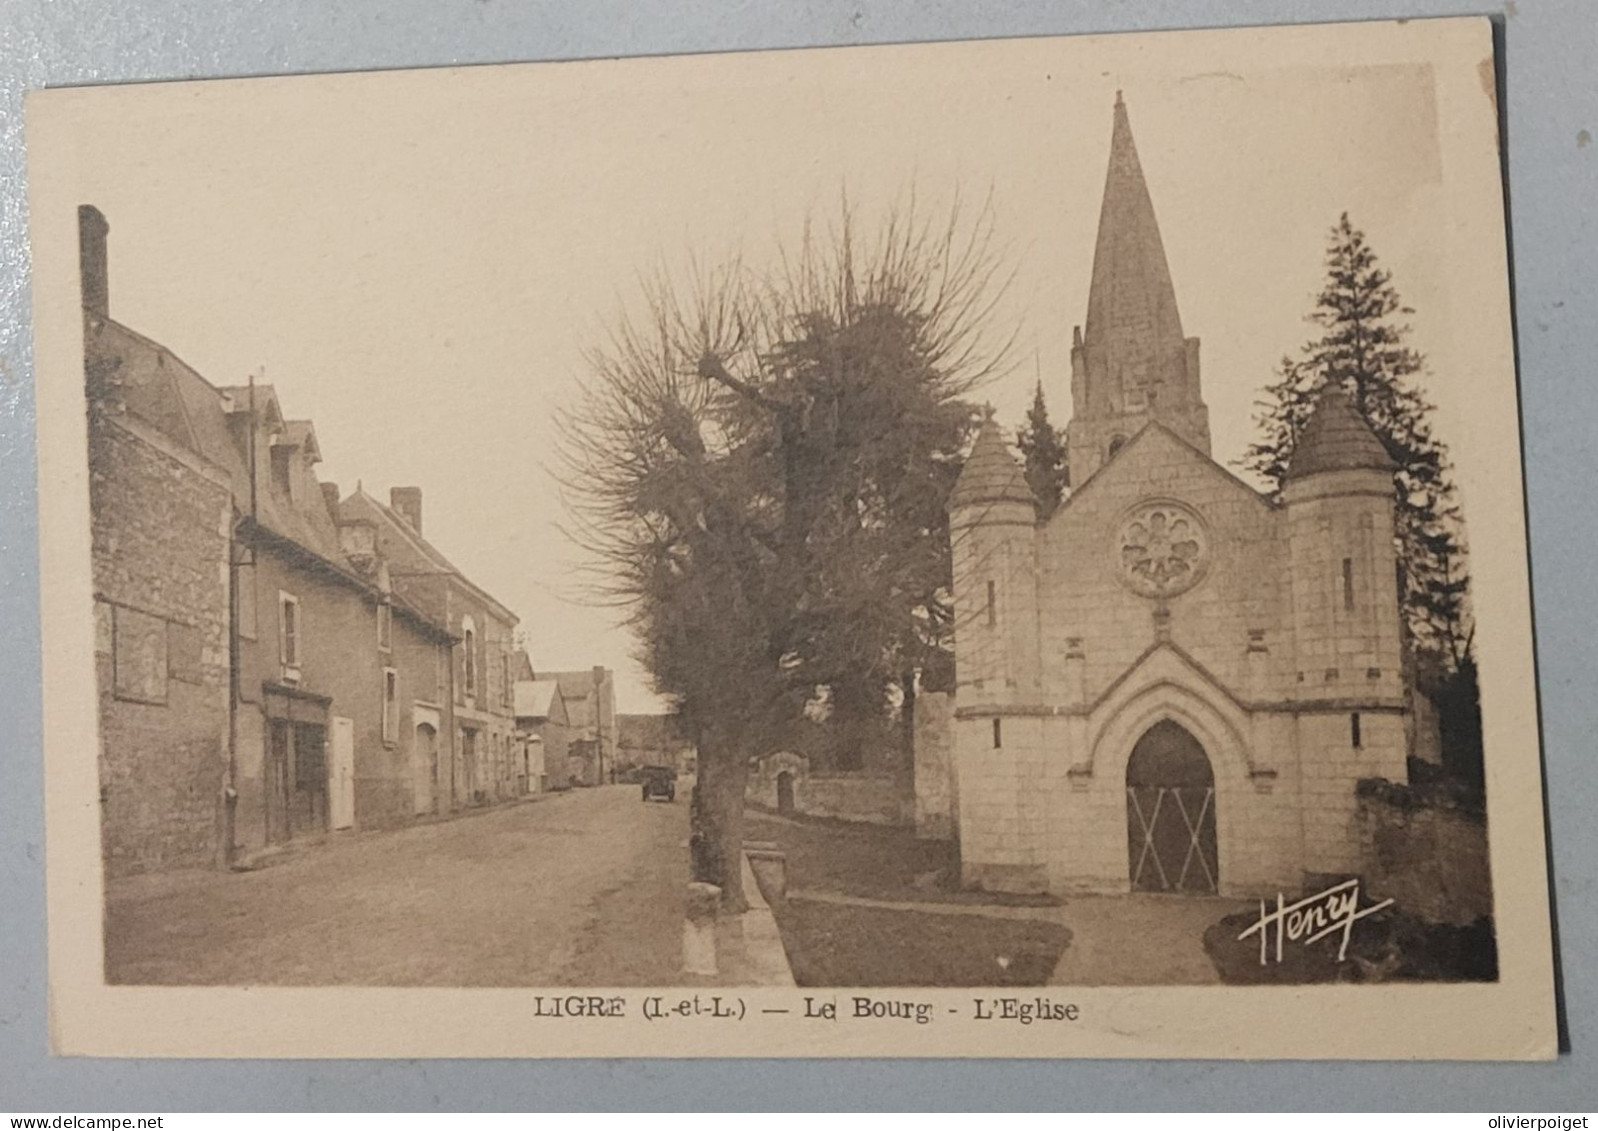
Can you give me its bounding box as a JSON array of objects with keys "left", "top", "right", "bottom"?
[{"left": 557, "top": 197, "right": 1012, "bottom": 907}]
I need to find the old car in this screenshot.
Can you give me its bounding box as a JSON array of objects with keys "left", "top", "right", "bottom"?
[{"left": 640, "top": 764, "right": 677, "bottom": 803}]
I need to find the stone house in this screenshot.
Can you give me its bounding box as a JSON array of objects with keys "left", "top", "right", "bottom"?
[
  {"left": 339, "top": 487, "right": 522, "bottom": 807},
  {"left": 513, "top": 653, "right": 570, "bottom": 792},
  {"left": 541, "top": 668, "right": 619, "bottom": 786},
  {"left": 85, "top": 205, "right": 234, "bottom": 877},
  {"left": 943, "top": 97, "right": 1412, "bottom": 898},
  {"left": 222, "top": 399, "right": 458, "bottom": 851},
  {"left": 80, "top": 204, "right": 515, "bottom": 872}
]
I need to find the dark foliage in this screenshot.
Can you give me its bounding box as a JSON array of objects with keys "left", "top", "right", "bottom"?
[
  {"left": 1206, "top": 902, "right": 1497, "bottom": 985},
  {"left": 1240, "top": 213, "right": 1471, "bottom": 671},
  {"left": 1014, "top": 379, "right": 1069, "bottom": 519}
]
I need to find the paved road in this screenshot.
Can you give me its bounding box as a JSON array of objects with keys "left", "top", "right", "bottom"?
[{"left": 104, "top": 785, "right": 690, "bottom": 986}]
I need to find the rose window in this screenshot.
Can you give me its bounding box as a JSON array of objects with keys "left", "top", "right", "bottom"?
[{"left": 1115, "top": 500, "right": 1209, "bottom": 598}]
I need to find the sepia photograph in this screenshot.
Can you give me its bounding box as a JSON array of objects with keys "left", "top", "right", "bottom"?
[{"left": 27, "top": 15, "right": 1557, "bottom": 1058}]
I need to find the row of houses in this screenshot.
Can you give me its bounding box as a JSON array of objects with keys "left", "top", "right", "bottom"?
[{"left": 82, "top": 205, "right": 619, "bottom": 878}]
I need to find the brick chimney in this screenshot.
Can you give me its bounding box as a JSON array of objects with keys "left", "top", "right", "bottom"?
[
  {"left": 390, "top": 487, "right": 422, "bottom": 533},
  {"left": 320, "top": 482, "right": 341, "bottom": 514},
  {"left": 79, "top": 205, "right": 109, "bottom": 317}
]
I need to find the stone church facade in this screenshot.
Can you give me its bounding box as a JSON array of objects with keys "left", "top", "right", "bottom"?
[{"left": 946, "top": 95, "right": 1410, "bottom": 898}]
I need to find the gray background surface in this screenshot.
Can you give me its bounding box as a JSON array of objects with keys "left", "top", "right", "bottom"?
[{"left": 0, "top": 0, "right": 1591, "bottom": 1112}]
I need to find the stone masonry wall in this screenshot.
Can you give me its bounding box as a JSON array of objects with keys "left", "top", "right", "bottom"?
[
  {"left": 1037, "top": 427, "right": 1290, "bottom": 712},
  {"left": 747, "top": 752, "right": 908, "bottom": 826},
  {"left": 1356, "top": 787, "right": 1493, "bottom": 926},
  {"left": 91, "top": 416, "right": 232, "bottom": 877}
]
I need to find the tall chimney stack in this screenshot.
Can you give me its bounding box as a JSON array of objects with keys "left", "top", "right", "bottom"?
[
  {"left": 320, "top": 482, "right": 341, "bottom": 515},
  {"left": 390, "top": 487, "right": 422, "bottom": 534},
  {"left": 78, "top": 205, "right": 109, "bottom": 317}
]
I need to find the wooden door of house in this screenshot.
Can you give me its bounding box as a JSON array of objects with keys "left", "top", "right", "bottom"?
[
  {"left": 413, "top": 722, "right": 438, "bottom": 815},
  {"left": 267, "top": 719, "right": 292, "bottom": 844},
  {"left": 330, "top": 716, "right": 355, "bottom": 830}
]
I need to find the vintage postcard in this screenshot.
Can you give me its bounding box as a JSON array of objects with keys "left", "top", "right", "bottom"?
[{"left": 29, "top": 16, "right": 1557, "bottom": 1058}]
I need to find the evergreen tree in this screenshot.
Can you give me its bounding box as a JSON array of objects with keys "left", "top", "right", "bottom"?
[
  {"left": 1242, "top": 213, "right": 1470, "bottom": 668},
  {"left": 1015, "top": 379, "right": 1069, "bottom": 519}
]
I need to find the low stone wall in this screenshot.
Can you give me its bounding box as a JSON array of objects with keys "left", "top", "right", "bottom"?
[
  {"left": 746, "top": 751, "right": 908, "bottom": 825},
  {"left": 802, "top": 773, "right": 905, "bottom": 824},
  {"left": 1355, "top": 781, "right": 1493, "bottom": 927}
]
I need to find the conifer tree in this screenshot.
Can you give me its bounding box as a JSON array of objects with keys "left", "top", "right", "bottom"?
[
  {"left": 1242, "top": 213, "right": 1470, "bottom": 668},
  {"left": 1015, "top": 379, "right": 1069, "bottom": 519}
]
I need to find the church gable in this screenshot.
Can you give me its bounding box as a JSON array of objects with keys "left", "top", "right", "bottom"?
[
  {"left": 1036, "top": 422, "right": 1291, "bottom": 712},
  {"left": 1052, "top": 421, "right": 1272, "bottom": 520}
]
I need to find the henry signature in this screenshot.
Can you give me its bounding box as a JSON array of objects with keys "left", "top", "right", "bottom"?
[{"left": 1237, "top": 878, "right": 1395, "bottom": 964}]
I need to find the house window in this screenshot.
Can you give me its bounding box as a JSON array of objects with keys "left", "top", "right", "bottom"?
[
  {"left": 1351, "top": 712, "right": 1363, "bottom": 749},
  {"left": 270, "top": 446, "right": 293, "bottom": 500},
  {"left": 382, "top": 667, "right": 399, "bottom": 744},
  {"left": 377, "top": 602, "right": 392, "bottom": 652},
  {"left": 1342, "top": 557, "right": 1355, "bottom": 612},
  {"left": 112, "top": 605, "right": 168, "bottom": 705},
  {"left": 279, "top": 592, "right": 301, "bottom": 678},
  {"left": 986, "top": 580, "right": 997, "bottom": 628},
  {"left": 461, "top": 727, "right": 478, "bottom": 798},
  {"left": 992, "top": 718, "right": 1002, "bottom": 749},
  {"left": 463, "top": 628, "right": 477, "bottom": 697},
  {"left": 237, "top": 565, "right": 258, "bottom": 640}
]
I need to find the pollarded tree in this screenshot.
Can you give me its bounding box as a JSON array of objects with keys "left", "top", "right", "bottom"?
[
  {"left": 1015, "top": 378, "right": 1069, "bottom": 519},
  {"left": 1242, "top": 213, "right": 1470, "bottom": 668},
  {"left": 557, "top": 200, "right": 1010, "bottom": 906}
]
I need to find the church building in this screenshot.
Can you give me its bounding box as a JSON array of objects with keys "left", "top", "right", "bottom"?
[{"left": 946, "top": 95, "right": 1410, "bottom": 897}]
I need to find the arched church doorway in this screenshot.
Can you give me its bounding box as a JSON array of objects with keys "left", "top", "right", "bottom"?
[
  {"left": 776, "top": 771, "right": 795, "bottom": 815},
  {"left": 1125, "top": 719, "right": 1218, "bottom": 893}
]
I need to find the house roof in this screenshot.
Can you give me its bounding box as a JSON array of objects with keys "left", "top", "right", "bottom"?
[
  {"left": 277, "top": 420, "right": 322, "bottom": 463},
  {"left": 1286, "top": 385, "right": 1397, "bottom": 480},
  {"left": 514, "top": 679, "right": 564, "bottom": 720},
  {"left": 542, "top": 669, "right": 612, "bottom": 703},
  {"left": 340, "top": 488, "right": 519, "bottom": 626},
  {"left": 89, "top": 314, "right": 455, "bottom": 641},
  {"left": 90, "top": 315, "right": 358, "bottom": 580}
]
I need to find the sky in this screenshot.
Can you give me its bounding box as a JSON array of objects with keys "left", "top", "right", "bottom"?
[{"left": 59, "top": 32, "right": 1457, "bottom": 713}]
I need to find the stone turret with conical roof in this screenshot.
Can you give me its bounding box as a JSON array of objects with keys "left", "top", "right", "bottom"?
[
  {"left": 1283, "top": 382, "right": 1405, "bottom": 728},
  {"left": 1285, "top": 383, "right": 1397, "bottom": 480},
  {"left": 948, "top": 407, "right": 1041, "bottom": 711},
  {"left": 951, "top": 410, "right": 1038, "bottom": 512},
  {"left": 1067, "top": 93, "right": 1211, "bottom": 485}
]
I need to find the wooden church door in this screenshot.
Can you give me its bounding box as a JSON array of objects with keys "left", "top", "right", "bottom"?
[{"left": 1125, "top": 719, "right": 1219, "bottom": 893}]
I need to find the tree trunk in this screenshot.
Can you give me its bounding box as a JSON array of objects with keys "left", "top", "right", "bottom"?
[
  {"left": 899, "top": 670, "right": 918, "bottom": 811},
  {"left": 692, "top": 726, "right": 749, "bottom": 912}
]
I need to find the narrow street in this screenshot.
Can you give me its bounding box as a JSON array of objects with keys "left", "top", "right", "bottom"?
[{"left": 104, "top": 785, "right": 689, "bottom": 986}]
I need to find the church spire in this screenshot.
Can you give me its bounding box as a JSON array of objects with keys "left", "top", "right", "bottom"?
[
  {"left": 1083, "top": 91, "right": 1186, "bottom": 369},
  {"left": 1066, "top": 93, "right": 1211, "bottom": 486}
]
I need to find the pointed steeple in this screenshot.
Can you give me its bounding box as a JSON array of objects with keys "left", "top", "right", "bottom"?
[
  {"left": 1066, "top": 93, "right": 1211, "bottom": 486},
  {"left": 951, "top": 409, "right": 1035, "bottom": 512},
  {"left": 1083, "top": 91, "right": 1186, "bottom": 369}
]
